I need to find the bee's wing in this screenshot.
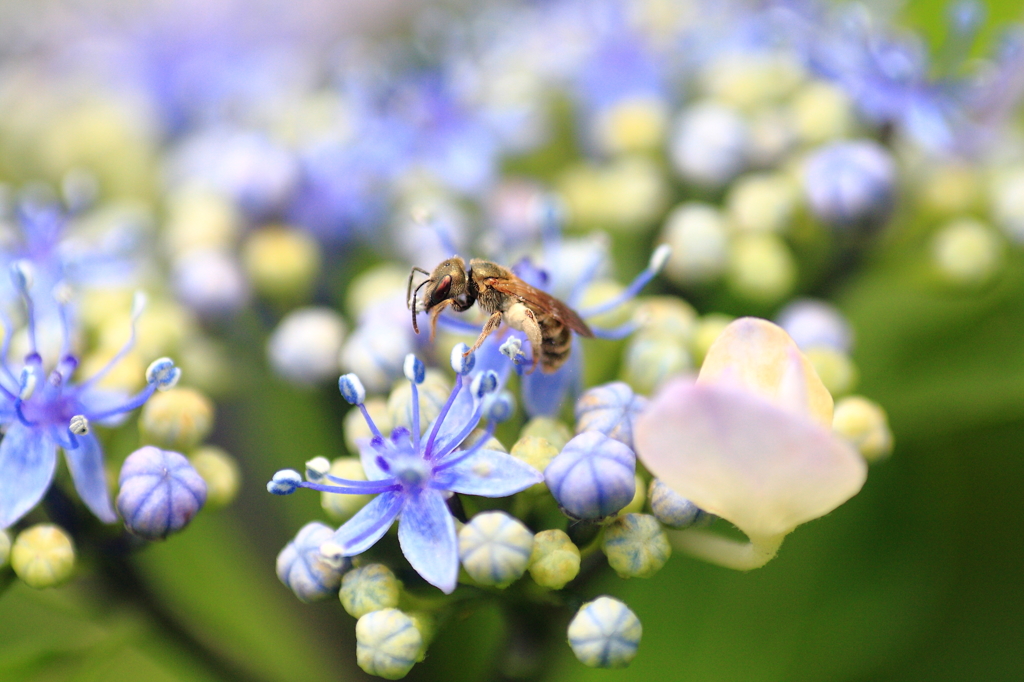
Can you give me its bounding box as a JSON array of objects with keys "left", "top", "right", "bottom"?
[{"left": 487, "top": 277, "right": 595, "bottom": 338}]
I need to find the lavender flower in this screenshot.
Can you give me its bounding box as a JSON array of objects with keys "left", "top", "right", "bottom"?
[{"left": 269, "top": 350, "right": 542, "bottom": 593}]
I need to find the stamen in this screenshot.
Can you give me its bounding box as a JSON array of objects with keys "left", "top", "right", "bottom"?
[
  {"left": 12, "top": 261, "right": 38, "bottom": 355},
  {"left": 297, "top": 480, "right": 401, "bottom": 495},
  {"left": 433, "top": 421, "right": 497, "bottom": 472},
  {"left": 424, "top": 373, "right": 464, "bottom": 459},
  {"left": 578, "top": 245, "right": 671, "bottom": 319},
  {"left": 78, "top": 291, "right": 147, "bottom": 392},
  {"left": 84, "top": 382, "right": 157, "bottom": 422},
  {"left": 590, "top": 321, "right": 640, "bottom": 341}
]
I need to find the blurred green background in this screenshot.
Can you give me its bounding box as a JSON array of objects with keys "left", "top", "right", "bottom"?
[{"left": 3, "top": 1, "right": 1024, "bottom": 681}]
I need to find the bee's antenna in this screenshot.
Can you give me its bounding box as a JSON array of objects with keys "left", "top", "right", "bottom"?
[{"left": 408, "top": 267, "right": 431, "bottom": 334}]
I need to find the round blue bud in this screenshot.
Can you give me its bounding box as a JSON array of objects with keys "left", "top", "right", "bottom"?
[
  {"left": 470, "top": 369, "right": 499, "bottom": 398},
  {"left": 403, "top": 354, "right": 426, "bottom": 384},
  {"left": 545, "top": 432, "right": 636, "bottom": 520},
  {"left": 484, "top": 391, "right": 515, "bottom": 423},
  {"left": 802, "top": 140, "right": 896, "bottom": 230},
  {"left": 267, "top": 469, "right": 302, "bottom": 495},
  {"left": 339, "top": 373, "right": 367, "bottom": 405},
  {"left": 574, "top": 382, "right": 648, "bottom": 451},
  {"left": 776, "top": 299, "right": 853, "bottom": 353},
  {"left": 117, "top": 447, "right": 207, "bottom": 540},
  {"left": 276, "top": 522, "right": 350, "bottom": 603},
  {"left": 146, "top": 357, "right": 182, "bottom": 391},
  {"left": 451, "top": 343, "right": 475, "bottom": 375},
  {"left": 647, "top": 479, "right": 711, "bottom": 529},
  {"left": 567, "top": 596, "right": 642, "bottom": 668}
]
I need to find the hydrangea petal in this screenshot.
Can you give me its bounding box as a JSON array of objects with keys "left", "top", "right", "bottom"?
[
  {"left": 327, "top": 491, "right": 404, "bottom": 556},
  {"left": 0, "top": 423, "right": 58, "bottom": 529},
  {"left": 397, "top": 489, "right": 458, "bottom": 594},
  {"left": 432, "top": 449, "right": 543, "bottom": 497},
  {"left": 635, "top": 378, "right": 866, "bottom": 540},
  {"left": 63, "top": 431, "right": 117, "bottom": 523},
  {"left": 357, "top": 439, "right": 391, "bottom": 482},
  {"left": 697, "top": 317, "right": 833, "bottom": 426}
]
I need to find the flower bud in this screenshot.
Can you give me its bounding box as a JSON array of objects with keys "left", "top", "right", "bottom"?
[
  {"left": 519, "top": 417, "right": 572, "bottom": 451},
  {"left": 789, "top": 81, "right": 853, "bottom": 145},
  {"left": 11, "top": 524, "right": 75, "bottom": 588},
  {"left": 648, "top": 479, "right": 710, "bottom": 529},
  {"left": 602, "top": 514, "right": 671, "bottom": 579},
  {"left": 321, "top": 457, "right": 374, "bottom": 521},
  {"left": 567, "top": 596, "right": 642, "bottom": 668},
  {"left": 242, "top": 226, "right": 321, "bottom": 301},
  {"left": 458, "top": 511, "right": 534, "bottom": 587},
  {"left": 527, "top": 529, "right": 580, "bottom": 589},
  {"left": 930, "top": 217, "right": 1004, "bottom": 286},
  {"left": 726, "top": 172, "right": 799, "bottom": 234},
  {"left": 727, "top": 233, "right": 796, "bottom": 303},
  {"left": 406, "top": 611, "right": 436, "bottom": 662},
  {"left": 356, "top": 609, "right": 422, "bottom": 680},
  {"left": 621, "top": 333, "right": 691, "bottom": 395},
  {"left": 802, "top": 140, "right": 896, "bottom": 230},
  {"left": 833, "top": 396, "right": 894, "bottom": 463},
  {"left": 173, "top": 249, "right": 250, "bottom": 317},
  {"left": 276, "top": 522, "right": 349, "bottom": 603},
  {"left": 267, "top": 308, "right": 346, "bottom": 385},
  {"left": 635, "top": 296, "right": 698, "bottom": 341},
  {"left": 776, "top": 299, "right": 853, "bottom": 353},
  {"left": 670, "top": 101, "right": 749, "bottom": 188},
  {"left": 510, "top": 436, "right": 559, "bottom": 495},
  {"left": 659, "top": 202, "right": 730, "bottom": 285},
  {"left": 189, "top": 446, "right": 241, "bottom": 507},
  {"left": 804, "top": 347, "right": 858, "bottom": 397},
  {"left": 340, "top": 563, "right": 402, "bottom": 618},
  {"left": 139, "top": 387, "right": 214, "bottom": 450},
  {"left": 545, "top": 432, "right": 636, "bottom": 520},
  {"left": 575, "top": 382, "right": 648, "bottom": 450},
  {"left": 117, "top": 447, "right": 207, "bottom": 540},
  {"left": 592, "top": 96, "right": 668, "bottom": 155}
]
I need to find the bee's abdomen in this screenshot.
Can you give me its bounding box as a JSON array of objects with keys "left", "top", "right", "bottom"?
[{"left": 535, "top": 310, "right": 573, "bottom": 373}]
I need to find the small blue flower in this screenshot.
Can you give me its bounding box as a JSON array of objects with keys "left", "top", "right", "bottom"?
[
  {"left": 116, "top": 446, "right": 207, "bottom": 540},
  {"left": 0, "top": 280, "right": 181, "bottom": 529},
  {"left": 269, "top": 352, "right": 543, "bottom": 594},
  {"left": 545, "top": 432, "right": 636, "bottom": 520},
  {"left": 802, "top": 140, "right": 896, "bottom": 230}
]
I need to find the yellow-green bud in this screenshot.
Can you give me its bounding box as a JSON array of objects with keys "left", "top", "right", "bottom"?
[
  {"left": 164, "top": 185, "right": 240, "bottom": 256},
  {"left": 340, "top": 564, "right": 402, "bottom": 618},
  {"left": 11, "top": 524, "right": 76, "bottom": 588},
  {"left": 242, "top": 226, "right": 321, "bottom": 301},
  {"left": 601, "top": 514, "right": 671, "bottom": 579},
  {"left": 519, "top": 418, "right": 572, "bottom": 451},
  {"left": 322, "top": 457, "right": 374, "bottom": 522},
  {"left": 726, "top": 172, "right": 799, "bottom": 234},
  {"left": 189, "top": 446, "right": 241, "bottom": 507},
  {"left": 634, "top": 296, "right": 698, "bottom": 342},
  {"left": 528, "top": 529, "right": 581, "bottom": 589},
  {"left": 139, "top": 387, "right": 214, "bottom": 450},
  {"left": 804, "top": 347, "right": 858, "bottom": 397},
  {"left": 567, "top": 596, "right": 642, "bottom": 668},
  {"left": 620, "top": 474, "right": 647, "bottom": 515},
  {"left": 511, "top": 436, "right": 559, "bottom": 495},
  {"left": 691, "top": 313, "right": 735, "bottom": 366},
  {"left": 344, "top": 398, "right": 392, "bottom": 453},
  {"left": 0, "top": 529, "right": 10, "bottom": 567},
  {"left": 387, "top": 370, "right": 450, "bottom": 435},
  {"left": 458, "top": 511, "right": 534, "bottom": 587},
  {"left": 833, "top": 396, "right": 894, "bottom": 463},
  {"left": 919, "top": 163, "right": 980, "bottom": 216},
  {"left": 727, "top": 233, "right": 796, "bottom": 303},
  {"left": 789, "top": 81, "right": 853, "bottom": 145},
  {"left": 621, "top": 333, "right": 691, "bottom": 395},
  {"left": 660, "top": 202, "right": 730, "bottom": 285},
  {"left": 592, "top": 96, "right": 668, "bottom": 155},
  {"left": 931, "top": 217, "right": 1004, "bottom": 286},
  {"left": 356, "top": 609, "right": 422, "bottom": 680}
]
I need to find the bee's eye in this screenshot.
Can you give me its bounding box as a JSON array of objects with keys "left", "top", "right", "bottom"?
[{"left": 430, "top": 275, "right": 452, "bottom": 304}]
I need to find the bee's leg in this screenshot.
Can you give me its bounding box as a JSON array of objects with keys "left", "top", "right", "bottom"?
[
  {"left": 466, "top": 311, "right": 503, "bottom": 355},
  {"left": 428, "top": 299, "right": 455, "bottom": 342},
  {"left": 520, "top": 308, "right": 544, "bottom": 375}
]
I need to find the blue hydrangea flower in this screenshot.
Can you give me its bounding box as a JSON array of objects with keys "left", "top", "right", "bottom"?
[
  {"left": 269, "top": 351, "right": 542, "bottom": 594},
  {"left": 0, "top": 275, "right": 180, "bottom": 529}
]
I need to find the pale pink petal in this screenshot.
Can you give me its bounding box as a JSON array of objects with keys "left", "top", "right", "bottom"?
[
  {"left": 635, "top": 378, "right": 867, "bottom": 541},
  {"left": 697, "top": 317, "right": 833, "bottom": 427}
]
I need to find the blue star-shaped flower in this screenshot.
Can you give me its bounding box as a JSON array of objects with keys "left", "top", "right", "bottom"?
[{"left": 269, "top": 348, "right": 542, "bottom": 594}]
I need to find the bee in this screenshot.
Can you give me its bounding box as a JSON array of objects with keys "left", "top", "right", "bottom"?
[{"left": 408, "top": 257, "right": 594, "bottom": 374}]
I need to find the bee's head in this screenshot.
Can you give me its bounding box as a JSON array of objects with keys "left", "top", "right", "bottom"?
[{"left": 423, "top": 257, "right": 470, "bottom": 310}]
